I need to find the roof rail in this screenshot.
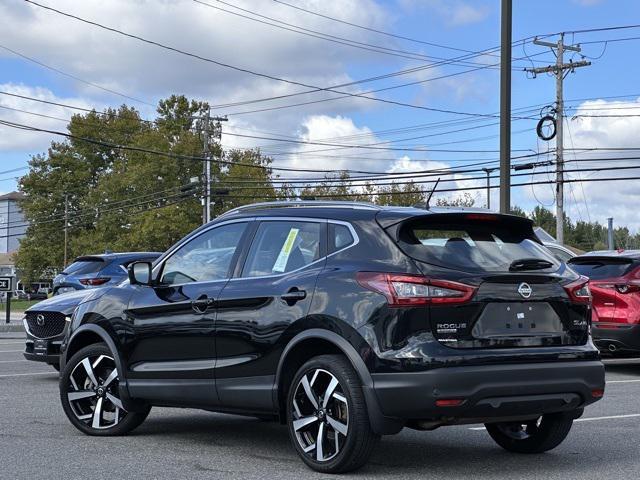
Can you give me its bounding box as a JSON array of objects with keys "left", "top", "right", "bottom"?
[{"left": 218, "top": 200, "right": 381, "bottom": 218}]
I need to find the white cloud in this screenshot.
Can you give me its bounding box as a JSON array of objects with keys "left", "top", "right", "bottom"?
[
  {"left": 522, "top": 98, "right": 640, "bottom": 229},
  {"left": 0, "top": 83, "right": 97, "bottom": 151},
  {"left": 399, "top": 0, "right": 490, "bottom": 27}
]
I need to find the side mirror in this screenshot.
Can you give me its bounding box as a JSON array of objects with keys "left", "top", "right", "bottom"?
[{"left": 128, "top": 261, "right": 153, "bottom": 286}]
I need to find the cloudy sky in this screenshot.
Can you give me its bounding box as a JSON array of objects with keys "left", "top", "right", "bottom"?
[{"left": 2, "top": 0, "right": 640, "bottom": 229}]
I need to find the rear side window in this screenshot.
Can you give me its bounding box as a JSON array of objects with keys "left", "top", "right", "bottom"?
[
  {"left": 569, "top": 260, "right": 635, "bottom": 280},
  {"left": 63, "top": 259, "right": 104, "bottom": 275},
  {"left": 398, "top": 217, "right": 559, "bottom": 273},
  {"left": 329, "top": 223, "right": 355, "bottom": 254},
  {"left": 243, "top": 221, "right": 321, "bottom": 277}
]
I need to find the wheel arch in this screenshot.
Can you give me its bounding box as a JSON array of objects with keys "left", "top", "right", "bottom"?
[
  {"left": 274, "top": 328, "right": 403, "bottom": 435},
  {"left": 63, "top": 324, "right": 142, "bottom": 412}
]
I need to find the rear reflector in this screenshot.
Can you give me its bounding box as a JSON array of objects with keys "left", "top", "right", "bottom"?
[
  {"left": 591, "top": 389, "right": 605, "bottom": 399},
  {"left": 356, "top": 272, "right": 476, "bottom": 306},
  {"left": 435, "top": 399, "right": 465, "bottom": 407}
]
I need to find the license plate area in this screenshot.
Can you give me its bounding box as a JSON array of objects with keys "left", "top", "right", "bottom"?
[
  {"left": 33, "top": 339, "right": 48, "bottom": 355},
  {"left": 472, "top": 302, "right": 564, "bottom": 338}
]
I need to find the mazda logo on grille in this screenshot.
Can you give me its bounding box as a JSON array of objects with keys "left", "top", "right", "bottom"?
[
  {"left": 36, "top": 314, "right": 46, "bottom": 327},
  {"left": 518, "top": 283, "right": 533, "bottom": 299}
]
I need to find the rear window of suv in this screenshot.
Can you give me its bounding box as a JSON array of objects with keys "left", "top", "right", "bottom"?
[
  {"left": 62, "top": 259, "right": 104, "bottom": 275},
  {"left": 568, "top": 259, "right": 635, "bottom": 280},
  {"left": 397, "top": 216, "right": 559, "bottom": 273}
]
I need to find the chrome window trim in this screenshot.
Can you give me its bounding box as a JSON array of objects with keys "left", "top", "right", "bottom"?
[{"left": 229, "top": 217, "right": 359, "bottom": 282}]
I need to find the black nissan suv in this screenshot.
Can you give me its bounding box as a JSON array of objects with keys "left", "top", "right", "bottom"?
[{"left": 58, "top": 201, "right": 604, "bottom": 473}]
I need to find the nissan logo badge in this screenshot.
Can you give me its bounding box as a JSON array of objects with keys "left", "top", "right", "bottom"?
[
  {"left": 518, "top": 282, "right": 533, "bottom": 299},
  {"left": 36, "top": 314, "right": 46, "bottom": 327}
]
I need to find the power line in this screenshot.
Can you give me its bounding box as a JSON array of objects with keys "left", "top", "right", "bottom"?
[
  {"left": 193, "top": 0, "right": 509, "bottom": 67},
  {"left": 23, "top": 0, "right": 504, "bottom": 119},
  {"left": 0, "top": 44, "right": 154, "bottom": 107}
]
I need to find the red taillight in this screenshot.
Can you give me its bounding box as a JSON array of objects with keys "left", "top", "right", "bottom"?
[
  {"left": 564, "top": 276, "right": 592, "bottom": 304},
  {"left": 356, "top": 272, "right": 476, "bottom": 306},
  {"left": 79, "top": 277, "right": 111, "bottom": 286},
  {"left": 591, "top": 389, "right": 605, "bottom": 399},
  {"left": 435, "top": 398, "right": 466, "bottom": 407}
]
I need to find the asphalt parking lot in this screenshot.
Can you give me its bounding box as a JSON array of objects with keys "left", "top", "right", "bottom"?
[{"left": 1, "top": 332, "right": 639, "bottom": 480}]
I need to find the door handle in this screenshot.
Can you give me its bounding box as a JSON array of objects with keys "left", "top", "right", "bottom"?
[
  {"left": 281, "top": 288, "right": 306, "bottom": 305},
  {"left": 192, "top": 295, "right": 212, "bottom": 313}
]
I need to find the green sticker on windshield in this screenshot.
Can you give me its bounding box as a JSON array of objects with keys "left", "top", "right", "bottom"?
[{"left": 273, "top": 228, "right": 300, "bottom": 273}]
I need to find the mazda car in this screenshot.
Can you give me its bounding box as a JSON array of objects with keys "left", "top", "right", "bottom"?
[
  {"left": 569, "top": 250, "right": 640, "bottom": 356},
  {"left": 58, "top": 201, "right": 604, "bottom": 473},
  {"left": 52, "top": 252, "right": 161, "bottom": 295},
  {"left": 25, "top": 253, "right": 161, "bottom": 371}
]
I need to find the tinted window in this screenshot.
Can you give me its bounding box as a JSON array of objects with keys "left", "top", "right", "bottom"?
[
  {"left": 63, "top": 260, "right": 104, "bottom": 275},
  {"left": 569, "top": 260, "right": 634, "bottom": 280},
  {"left": 243, "top": 221, "right": 321, "bottom": 277},
  {"left": 329, "top": 223, "right": 354, "bottom": 253},
  {"left": 399, "top": 220, "right": 559, "bottom": 273},
  {"left": 161, "top": 222, "right": 247, "bottom": 285}
]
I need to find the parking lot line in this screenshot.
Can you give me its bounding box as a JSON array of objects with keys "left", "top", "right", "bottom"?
[
  {"left": 0, "top": 342, "right": 26, "bottom": 345},
  {"left": 0, "top": 350, "right": 25, "bottom": 353},
  {"left": 0, "top": 372, "right": 53, "bottom": 378},
  {"left": 0, "top": 359, "right": 29, "bottom": 363},
  {"left": 607, "top": 379, "right": 640, "bottom": 384}
]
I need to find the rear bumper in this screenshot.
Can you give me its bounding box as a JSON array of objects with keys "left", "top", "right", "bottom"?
[
  {"left": 593, "top": 323, "right": 640, "bottom": 353},
  {"left": 371, "top": 360, "right": 605, "bottom": 422}
]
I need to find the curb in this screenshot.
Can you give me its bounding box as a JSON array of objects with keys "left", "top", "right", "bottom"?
[{"left": 0, "top": 324, "right": 24, "bottom": 333}]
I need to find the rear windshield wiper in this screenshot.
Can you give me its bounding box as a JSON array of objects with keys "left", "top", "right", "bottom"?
[{"left": 509, "top": 258, "right": 554, "bottom": 272}]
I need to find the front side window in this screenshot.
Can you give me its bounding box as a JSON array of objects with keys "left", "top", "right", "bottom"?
[
  {"left": 242, "top": 221, "right": 321, "bottom": 277},
  {"left": 161, "top": 222, "right": 247, "bottom": 285}
]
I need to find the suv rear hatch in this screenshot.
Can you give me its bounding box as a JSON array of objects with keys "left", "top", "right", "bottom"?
[{"left": 382, "top": 212, "right": 590, "bottom": 349}]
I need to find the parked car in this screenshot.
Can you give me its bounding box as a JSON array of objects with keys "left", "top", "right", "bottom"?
[
  {"left": 52, "top": 252, "right": 161, "bottom": 295},
  {"left": 543, "top": 242, "right": 577, "bottom": 263},
  {"left": 24, "top": 252, "right": 162, "bottom": 371},
  {"left": 13, "top": 289, "right": 29, "bottom": 300},
  {"left": 59, "top": 202, "right": 604, "bottom": 473},
  {"left": 29, "top": 287, "right": 52, "bottom": 300},
  {"left": 568, "top": 250, "right": 640, "bottom": 356}
]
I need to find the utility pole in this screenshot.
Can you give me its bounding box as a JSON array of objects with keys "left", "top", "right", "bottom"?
[
  {"left": 607, "top": 217, "right": 614, "bottom": 250},
  {"left": 482, "top": 168, "right": 497, "bottom": 210},
  {"left": 525, "top": 34, "right": 590, "bottom": 244},
  {"left": 63, "top": 194, "right": 69, "bottom": 267},
  {"left": 499, "top": 0, "right": 512, "bottom": 214},
  {"left": 193, "top": 110, "right": 227, "bottom": 224}
]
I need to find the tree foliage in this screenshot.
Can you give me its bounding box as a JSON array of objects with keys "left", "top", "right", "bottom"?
[{"left": 14, "top": 95, "right": 639, "bottom": 282}]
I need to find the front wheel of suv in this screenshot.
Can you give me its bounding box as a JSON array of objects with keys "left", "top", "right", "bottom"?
[
  {"left": 286, "top": 354, "right": 379, "bottom": 474},
  {"left": 60, "top": 343, "right": 150, "bottom": 436},
  {"left": 485, "top": 412, "right": 574, "bottom": 454}
]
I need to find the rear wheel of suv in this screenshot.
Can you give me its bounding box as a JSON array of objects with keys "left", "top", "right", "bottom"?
[
  {"left": 286, "top": 354, "right": 379, "bottom": 473},
  {"left": 60, "top": 343, "right": 150, "bottom": 436},
  {"left": 485, "top": 412, "right": 574, "bottom": 453}
]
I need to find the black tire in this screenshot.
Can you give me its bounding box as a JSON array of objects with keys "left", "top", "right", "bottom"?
[
  {"left": 60, "top": 343, "right": 150, "bottom": 436},
  {"left": 485, "top": 412, "right": 574, "bottom": 454},
  {"left": 286, "top": 354, "right": 379, "bottom": 474}
]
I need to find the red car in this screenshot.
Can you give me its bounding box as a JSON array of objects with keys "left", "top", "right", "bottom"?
[{"left": 568, "top": 251, "right": 640, "bottom": 356}]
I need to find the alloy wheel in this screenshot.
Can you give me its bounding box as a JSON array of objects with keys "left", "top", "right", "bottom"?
[
  {"left": 66, "top": 354, "right": 126, "bottom": 429},
  {"left": 291, "top": 368, "right": 349, "bottom": 462}
]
